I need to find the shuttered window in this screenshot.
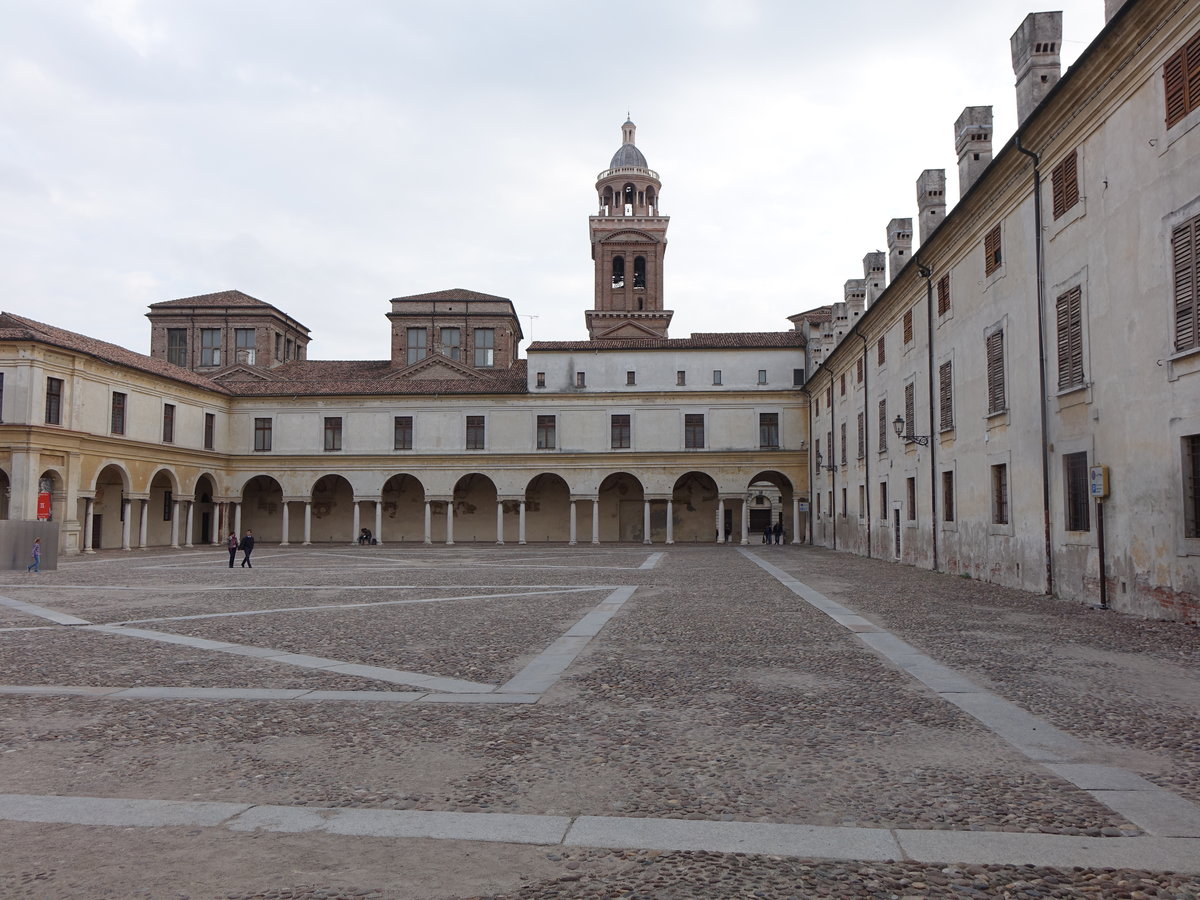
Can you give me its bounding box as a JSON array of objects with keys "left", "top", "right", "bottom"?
[
  {"left": 1056, "top": 286, "right": 1085, "bottom": 388},
  {"left": 986, "top": 330, "right": 1006, "bottom": 414},
  {"left": 1173, "top": 214, "right": 1199, "bottom": 352},
  {"left": 939, "top": 361, "right": 954, "bottom": 431},
  {"left": 1163, "top": 29, "right": 1200, "bottom": 128},
  {"left": 1064, "top": 452, "right": 1090, "bottom": 532},
  {"left": 840, "top": 422, "right": 847, "bottom": 465},
  {"left": 1050, "top": 150, "right": 1080, "bottom": 220},
  {"left": 992, "top": 464, "right": 1009, "bottom": 525},
  {"left": 903, "top": 309, "right": 913, "bottom": 344},
  {"left": 877, "top": 337, "right": 886, "bottom": 366},
  {"left": 856, "top": 358, "right": 863, "bottom": 383},
  {"left": 878, "top": 399, "right": 887, "bottom": 450},
  {"left": 904, "top": 383, "right": 915, "bottom": 437},
  {"left": 984, "top": 225, "right": 1002, "bottom": 276},
  {"left": 857, "top": 412, "right": 864, "bottom": 459},
  {"left": 1186, "top": 434, "right": 1200, "bottom": 538},
  {"left": 942, "top": 471, "right": 955, "bottom": 522},
  {"left": 840, "top": 373, "right": 846, "bottom": 396},
  {"left": 937, "top": 274, "right": 951, "bottom": 316}
]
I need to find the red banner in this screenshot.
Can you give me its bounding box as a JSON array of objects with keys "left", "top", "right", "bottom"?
[{"left": 37, "top": 492, "right": 51, "bottom": 520}]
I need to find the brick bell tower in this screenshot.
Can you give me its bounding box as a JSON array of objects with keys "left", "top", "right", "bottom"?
[{"left": 587, "top": 118, "right": 673, "bottom": 339}]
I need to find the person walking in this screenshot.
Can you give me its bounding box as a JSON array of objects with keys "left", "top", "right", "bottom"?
[
  {"left": 26, "top": 537, "right": 41, "bottom": 573},
  {"left": 227, "top": 532, "right": 239, "bottom": 568},
  {"left": 239, "top": 530, "right": 254, "bottom": 568},
  {"left": 772, "top": 520, "right": 783, "bottom": 545}
]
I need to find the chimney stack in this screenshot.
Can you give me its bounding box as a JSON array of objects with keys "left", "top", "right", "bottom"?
[
  {"left": 863, "top": 251, "right": 886, "bottom": 305},
  {"left": 955, "top": 106, "right": 993, "bottom": 198},
  {"left": 1011, "top": 12, "right": 1062, "bottom": 124},
  {"left": 886, "top": 218, "right": 913, "bottom": 283},
  {"left": 1105, "top": 0, "right": 1125, "bottom": 23},
  {"left": 916, "top": 169, "right": 947, "bottom": 245}
]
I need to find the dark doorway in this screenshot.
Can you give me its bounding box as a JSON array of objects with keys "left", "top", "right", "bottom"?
[
  {"left": 92, "top": 515, "right": 103, "bottom": 550},
  {"left": 201, "top": 512, "right": 211, "bottom": 545}
]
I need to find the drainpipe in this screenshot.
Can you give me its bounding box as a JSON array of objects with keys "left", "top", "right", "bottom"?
[
  {"left": 829, "top": 386, "right": 837, "bottom": 550},
  {"left": 917, "top": 264, "right": 939, "bottom": 573},
  {"left": 857, "top": 332, "right": 872, "bottom": 558},
  {"left": 802, "top": 384, "right": 814, "bottom": 545},
  {"left": 1014, "top": 133, "right": 1055, "bottom": 597}
]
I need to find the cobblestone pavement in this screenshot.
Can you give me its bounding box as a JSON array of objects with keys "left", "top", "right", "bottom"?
[{"left": 0, "top": 543, "right": 1198, "bottom": 898}]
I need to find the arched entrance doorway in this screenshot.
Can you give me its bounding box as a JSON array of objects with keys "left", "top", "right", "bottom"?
[
  {"left": 92, "top": 464, "right": 130, "bottom": 550},
  {"left": 747, "top": 470, "right": 798, "bottom": 544},
  {"left": 242, "top": 475, "right": 285, "bottom": 542},
  {"left": 308, "top": 474, "right": 353, "bottom": 543},
  {"left": 524, "top": 473, "right": 571, "bottom": 542},
  {"left": 381, "top": 474, "right": 425, "bottom": 543},
  {"left": 451, "top": 473, "right": 498, "bottom": 543},
  {"left": 193, "top": 474, "right": 218, "bottom": 545},
  {"left": 671, "top": 471, "right": 719, "bottom": 542},
  {"left": 597, "top": 472, "right": 645, "bottom": 542}
]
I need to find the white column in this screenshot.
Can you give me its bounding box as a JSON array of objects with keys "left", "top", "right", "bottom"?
[
  {"left": 280, "top": 501, "right": 290, "bottom": 546},
  {"left": 184, "top": 501, "right": 194, "bottom": 548},
  {"left": 792, "top": 497, "right": 801, "bottom": 545},
  {"left": 496, "top": 499, "right": 505, "bottom": 545},
  {"left": 138, "top": 499, "right": 149, "bottom": 549},
  {"left": 591, "top": 499, "right": 600, "bottom": 544},
  {"left": 568, "top": 499, "right": 577, "bottom": 545},
  {"left": 518, "top": 500, "right": 527, "bottom": 545},
  {"left": 423, "top": 500, "right": 432, "bottom": 544},
  {"left": 303, "top": 501, "right": 312, "bottom": 545},
  {"left": 374, "top": 500, "right": 383, "bottom": 546},
  {"left": 234, "top": 502, "right": 243, "bottom": 539},
  {"left": 352, "top": 500, "right": 361, "bottom": 544},
  {"left": 665, "top": 499, "right": 674, "bottom": 544},
  {"left": 214, "top": 503, "right": 223, "bottom": 545},
  {"left": 446, "top": 500, "right": 455, "bottom": 546},
  {"left": 642, "top": 499, "right": 651, "bottom": 545},
  {"left": 717, "top": 499, "right": 725, "bottom": 543},
  {"left": 740, "top": 501, "right": 749, "bottom": 545},
  {"left": 83, "top": 498, "right": 95, "bottom": 553},
  {"left": 121, "top": 499, "right": 132, "bottom": 551},
  {"left": 169, "top": 500, "right": 180, "bottom": 548}
]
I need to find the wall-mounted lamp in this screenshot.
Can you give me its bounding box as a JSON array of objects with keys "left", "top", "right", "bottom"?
[
  {"left": 814, "top": 450, "right": 837, "bottom": 472},
  {"left": 892, "top": 415, "right": 930, "bottom": 446}
]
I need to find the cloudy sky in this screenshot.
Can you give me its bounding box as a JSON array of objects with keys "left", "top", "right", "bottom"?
[{"left": 1, "top": 0, "right": 1107, "bottom": 360}]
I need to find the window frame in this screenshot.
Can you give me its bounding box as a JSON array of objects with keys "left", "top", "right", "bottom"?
[
  {"left": 162, "top": 403, "right": 175, "bottom": 444},
  {"left": 1172, "top": 214, "right": 1199, "bottom": 353},
  {"left": 45, "top": 377, "right": 63, "bottom": 425},
  {"left": 759, "top": 412, "right": 780, "bottom": 450},
  {"left": 986, "top": 328, "right": 1007, "bottom": 415},
  {"left": 199, "top": 328, "right": 221, "bottom": 367},
  {"left": 111, "top": 391, "right": 127, "bottom": 435},
  {"left": 1064, "top": 451, "right": 1091, "bottom": 533},
  {"left": 394, "top": 415, "right": 413, "bottom": 451},
  {"left": 204, "top": 413, "right": 215, "bottom": 450},
  {"left": 465, "top": 415, "right": 485, "bottom": 450},
  {"left": 323, "top": 416, "right": 343, "bottom": 452},
  {"left": 473, "top": 328, "right": 495, "bottom": 367},
  {"left": 611, "top": 413, "right": 631, "bottom": 449},
  {"left": 166, "top": 328, "right": 188, "bottom": 367},
  {"left": 991, "top": 463, "right": 1009, "bottom": 525},
  {"left": 536, "top": 414, "right": 556, "bottom": 450},
  {"left": 254, "top": 417, "right": 272, "bottom": 452},
  {"left": 684, "top": 413, "right": 705, "bottom": 449},
  {"left": 406, "top": 327, "right": 427, "bottom": 365}
]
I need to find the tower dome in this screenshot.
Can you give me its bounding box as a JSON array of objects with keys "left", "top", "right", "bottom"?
[{"left": 609, "top": 118, "right": 649, "bottom": 169}]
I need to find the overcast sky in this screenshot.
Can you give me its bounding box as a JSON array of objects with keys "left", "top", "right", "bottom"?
[{"left": 1, "top": 0, "right": 1107, "bottom": 360}]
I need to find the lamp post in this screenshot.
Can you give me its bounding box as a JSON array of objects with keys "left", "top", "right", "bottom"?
[
  {"left": 815, "top": 450, "right": 837, "bottom": 472},
  {"left": 892, "top": 415, "right": 930, "bottom": 446}
]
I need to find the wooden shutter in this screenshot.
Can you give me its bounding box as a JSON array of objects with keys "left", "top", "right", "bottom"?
[
  {"left": 1051, "top": 151, "right": 1079, "bottom": 220},
  {"left": 986, "top": 330, "right": 1006, "bottom": 413},
  {"left": 840, "top": 423, "right": 847, "bottom": 464},
  {"left": 939, "top": 361, "right": 953, "bottom": 431},
  {"left": 856, "top": 358, "right": 863, "bottom": 383},
  {"left": 984, "top": 225, "right": 1002, "bottom": 276},
  {"left": 1166, "top": 46, "right": 1187, "bottom": 127},
  {"left": 1175, "top": 217, "right": 1199, "bottom": 351},
  {"left": 904, "top": 383, "right": 915, "bottom": 435},
  {"left": 878, "top": 399, "right": 887, "bottom": 449},
  {"left": 1056, "top": 286, "right": 1085, "bottom": 388},
  {"left": 937, "top": 274, "right": 950, "bottom": 316},
  {"left": 903, "top": 310, "right": 913, "bottom": 343},
  {"left": 857, "top": 412, "right": 864, "bottom": 458},
  {"left": 840, "top": 373, "right": 846, "bottom": 396},
  {"left": 877, "top": 337, "right": 886, "bottom": 365},
  {"left": 1190, "top": 31, "right": 1200, "bottom": 122}
]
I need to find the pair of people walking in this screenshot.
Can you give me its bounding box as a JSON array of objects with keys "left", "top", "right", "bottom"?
[
  {"left": 762, "top": 521, "right": 785, "bottom": 545},
  {"left": 227, "top": 530, "right": 254, "bottom": 568}
]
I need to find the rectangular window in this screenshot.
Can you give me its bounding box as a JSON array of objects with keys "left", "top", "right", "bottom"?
[
  {"left": 1171, "top": 214, "right": 1199, "bottom": 352},
  {"left": 937, "top": 274, "right": 951, "bottom": 316},
  {"left": 465, "top": 415, "right": 485, "bottom": 450},
  {"left": 904, "top": 382, "right": 915, "bottom": 438},
  {"left": 877, "top": 337, "right": 886, "bottom": 366},
  {"left": 841, "top": 487, "right": 847, "bottom": 517},
  {"left": 840, "top": 422, "right": 847, "bottom": 465},
  {"left": 713, "top": 370, "right": 723, "bottom": 385},
  {"left": 858, "top": 485, "right": 865, "bottom": 518},
  {"left": 684, "top": 413, "right": 705, "bottom": 449},
  {"left": 857, "top": 411, "right": 865, "bottom": 459},
  {"left": 235, "top": 328, "right": 256, "bottom": 365},
  {"left": 758, "top": 369, "right": 768, "bottom": 385},
  {"left": 167, "top": 328, "right": 188, "bottom": 367},
  {"left": 677, "top": 370, "right": 686, "bottom": 386},
  {"left": 0, "top": 372, "right": 4, "bottom": 422},
  {"left": 536, "top": 414, "right": 556, "bottom": 450},
  {"left": 793, "top": 368, "right": 804, "bottom": 386},
  {"left": 839, "top": 373, "right": 846, "bottom": 396},
  {"left": 880, "top": 482, "right": 888, "bottom": 519},
  {"left": 1163, "top": 29, "right": 1200, "bottom": 128},
  {"left": 254, "top": 417, "right": 272, "bottom": 452},
  {"left": 474, "top": 328, "right": 495, "bottom": 367},
  {"left": 323, "top": 416, "right": 342, "bottom": 452},
  {"left": 992, "top": 463, "right": 1009, "bottom": 525},
  {"left": 942, "top": 470, "right": 955, "bottom": 522},
  {"left": 759, "top": 412, "right": 779, "bottom": 449},
  {"left": 903, "top": 309, "right": 913, "bottom": 344},
  {"left": 856, "top": 358, "right": 863, "bottom": 383},
  {"left": 45, "top": 377, "right": 63, "bottom": 425},
  {"left": 936, "top": 361, "right": 953, "bottom": 431},
  {"left": 440, "top": 327, "right": 461, "bottom": 360},
  {"left": 535, "top": 372, "right": 546, "bottom": 388},
  {"left": 204, "top": 413, "right": 215, "bottom": 449},
  {"left": 275, "top": 333, "right": 283, "bottom": 360},
  {"left": 987, "top": 330, "right": 1007, "bottom": 414},
  {"left": 611, "top": 414, "right": 631, "bottom": 449},
  {"left": 1051, "top": 150, "right": 1080, "bottom": 220},
  {"left": 626, "top": 371, "right": 636, "bottom": 385},
  {"left": 407, "top": 328, "right": 427, "bottom": 365},
  {"left": 576, "top": 371, "right": 586, "bottom": 388},
  {"left": 825, "top": 386, "right": 832, "bottom": 406},
  {"left": 394, "top": 415, "right": 413, "bottom": 450},
  {"left": 111, "top": 392, "right": 126, "bottom": 435},
  {"left": 984, "top": 224, "right": 1003, "bottom": 276},
  {"left": 906, "top": 476, "right": 916, "bottom": 520},
  {"left": 163, "top": 490, "right": 173, "bottom": 522},
  {"left": 1185, "top": 434, "right": 1200, "bottom": 538},
  {"left": 878, "top": 399, "right": 887, "bottom": 451},
  {"left": 200, "top": 328, "right": 221, "bottom": 367},
  {"left": 286, "top": 338, "right": 294, "bottom": 361},
  {"left": 162, "top": 404, "right": 175, "bottom": 443},
  {"left": 1064, "top": 452, "right": 1091, "bottom": 532},
  {"left": 1056, "top": 286, "right": 1085, "bottom": 389}
]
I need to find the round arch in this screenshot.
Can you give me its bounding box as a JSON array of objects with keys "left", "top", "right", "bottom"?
[
  {"left": 91, "top": 463, "right": 131, "bottom": 550},
  {"left": 241, "top": 474, "right": 285, "bottom": 542},
  {"left": 746, "top": 470, "right": 797, "bottom": 544},
  {"left": 671, "top": 471, "right": 719, "bottom": 543},
  {"left": 0, "top": 468, "right": 9, "bottom": 520},
  {"left": 381, "top": 473, "right": 426, "bottom": 543},
  {"left": 524, "top": 473, "right": 571, "bottom": 543},
  {"left": 192, "top": 473, "right": 219, "bottom": 545},
  {"left": 307, "top": 474, "right": 353, "bottom": 543},
  {"left": 451, "top": 473, "right": 498, "bottom": 543},
  {"left": 597, "top": 472, "right": 645, "bottom": 543}
]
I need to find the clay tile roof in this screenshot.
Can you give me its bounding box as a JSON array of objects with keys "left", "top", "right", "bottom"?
[
  {"left": 528, "top": 332, "right": 805, "bottom": 352},
  {"left": 391, "top": 288, "right": 512, "bottom": 303},
  {"left": 219, "top": 359, "right": 529, "bottom": 397},
  {"left": 148, "top": 289, "right": 271, "bottom": 309},
  {"left": 0, "top": 311, "right": 231, "bottom": 394},
  {"left": 788, "top": 305, "right": 834, "bottom": 324}
]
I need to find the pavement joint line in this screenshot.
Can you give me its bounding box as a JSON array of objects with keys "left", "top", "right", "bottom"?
[
  {"left": 1, "top": 793, "right": 1198, "bottom": 872},
  {"left": 0, "top": 594, "right": 93, "bottom": 626},
  {"left": 639, "top": 552, "right": 664, "bottom": 570},
  {"left": 739, "top": 549, "right": 1200, "bottom": 839}
]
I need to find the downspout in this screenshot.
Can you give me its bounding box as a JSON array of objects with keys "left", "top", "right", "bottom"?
[
  {"left": 801, "top": 384, "right": 814, "bottom": 545},
  {"left": 918, "top": 265, "right": 939, "bottom": 572},
  {"left": 857, "top": 332, "right": 871, "bottom": 557},
  {"left": 829, "top": 386, "right": 837, "bottom": 550},
  {"left": 1014, "top": 133, "right": 1055, "bottom": 597}
]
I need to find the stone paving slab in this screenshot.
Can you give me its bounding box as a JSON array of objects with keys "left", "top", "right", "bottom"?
[
  {"left": 0, "top": 595, "right": 91, "bottom": 626},
  {"left": 943, "top": 691, "right": 1093, "bottom": 761},
  {"left": 0, "top": 793, "right": 249, "bottom": 828},
  {"left": 1079, "top": 788, "right": 1200, "bottom": 837}
]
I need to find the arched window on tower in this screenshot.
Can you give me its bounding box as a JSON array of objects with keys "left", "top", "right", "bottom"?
[
  {"left": 612, "top": 256, "right": 625, "bottom": 289},
  {"left": 633, "top": 256, "right": 646, "bottom": 289},
  {"left": 646, "top": 187, "right": 656, "bottom": 214},
  {"left": 638, "top": 190, "right": 644, "bottom": 208},
  {"left": 602, "top": 186, "right": 614, "bottom": 214},
  {"left": 623, "top": 183, "right": 635, "bottom": 215}
]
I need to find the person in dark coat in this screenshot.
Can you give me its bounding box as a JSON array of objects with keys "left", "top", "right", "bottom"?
[
  {"left": 227, "top": 532, "right": 238, "bottom": 568},
  {"left": 772, "top": 520, "right": 783, "bottom": 545},
  {"left": 239, "top": 530, "right": 254, "bottom": 568}
]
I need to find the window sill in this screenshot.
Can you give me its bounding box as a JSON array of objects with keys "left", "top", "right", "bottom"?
[
  {"left": 1047, "top": 199, "right": 1086, "bottom": 241},
  {"left": 1167, "top": 346, "right": 1200, "bottom": 382},
  {"left": 985, "top": 410, "right": 1009, "bottom": 429},
  {"left": 989, "top": 522, "right": 1014, "bottom": 536},
  {"left": 938, "top": 427, "right": 956, "bottom": 442}
]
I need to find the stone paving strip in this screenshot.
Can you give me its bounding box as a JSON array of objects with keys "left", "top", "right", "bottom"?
[
  {"left": 741, "top": 549, "right": 1200, "bottom": 839},
  {"left": 1, "top": 793, "right": 1198, "bottom": 873},
  {"left": 0, "top": 594, "right": 91, "bottom": 626},
  {"left": 0, "top": 585, "right": 637, "bottom": 703}
]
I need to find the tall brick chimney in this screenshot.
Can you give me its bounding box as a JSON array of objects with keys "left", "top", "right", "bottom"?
[
  {"left": 886, "top": 218, "right": 913, "bottom": 284},
  {"left": 955, "top": 107, "right": 993, "bottom": 198},
  {"left": 863, "top": 251, "right": 886, "bottom": 305},
  {"left": 916, "top": 169, "right": 946, "bottom": 245},
  {"left": 1011, "top": 12, "right": 1062, "bottom": 124}
]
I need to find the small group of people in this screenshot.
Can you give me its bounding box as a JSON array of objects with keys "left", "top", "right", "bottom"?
[
  {"left": 357, "top": 527, "right": 374, "bottom": 545},
  {"left": 227, "top": 530, "right": 254, "bottom": 568},
  {"left": 762, "top": 521, "right": 786, "bottom": 545}
]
